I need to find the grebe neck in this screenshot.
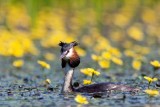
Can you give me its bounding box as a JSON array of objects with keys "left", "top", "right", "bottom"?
[{"left": 62, "top": 64, "right": 74, "bottom": 93}]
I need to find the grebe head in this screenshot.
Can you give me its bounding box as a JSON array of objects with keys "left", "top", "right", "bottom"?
[{"left": 59, "top": 41, "right": 78, "bottom": 59}]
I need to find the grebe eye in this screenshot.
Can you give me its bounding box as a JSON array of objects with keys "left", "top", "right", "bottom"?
[{"left": 65, "top": 50, "right": 69, "bottom": 54}]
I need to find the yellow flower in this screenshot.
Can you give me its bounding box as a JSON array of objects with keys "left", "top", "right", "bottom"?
[
  {"left": 132, "top": 60, "right": 141, "bottom": 70},
  {"left": 75, "top": 94, "right": 89, "bottom": 104},
  {"left": 81, "top": 68, "right": 92, "bottom": 76},
  {"left": 91, "top": 54, "right": 99, "bottom": 61},
  {"left": 150, "top": 60, "right": 160, "bottom": 68},
  {"left": 93, "top": 70, "right": 101, "bottom": 76},
  {"left": 44, "top": 52, "right": 55, "bottom": 61},
  {"left": 45, "top": 78, "right": 51, "bottom": 85},
  {"left": 124, "top": 50, "right": 136, "bottom": 57},
  {"left": 80, "top": 68, "right": 100, "bottom": 76},
  {"left": 109, "top": 48, "right": 122, "bottom": 58},
  {"left": 98, "top": 60, "right": 110, "bottom": 69},
  {"left": 111, "top": 57, "right": 123, "bottom": 65},
  {"left": 127, "top": 26, "right": 144, "bottom": 41},
  {"left": 101, "top": 51, "right": 111, "bottom": 60},
  {"left": 144, "top": 89, "right": 159, "bottom": 96},
  {"left": 144, "top": 76, "right": 158, "bottom": 83},
  {"left": 142, "top": 8, "right": 156, "bottom": 24},
  {"left": 12, "top": 59, "right": 24, "bottom": 68},
  {"left": 83, "top": 80, "right": 92, "bottom": 85},
  {"left": 75, "top": 47, "right": 86, "bottom": 57},
  {"left": 113, "top": 13, "right": 129, "bottom": 27},
  {"left": 0, "top": 33, "right": 39, "bottom": 57},
  {"left": 37, "top": 60, "right": 50, "bottom": 69}
]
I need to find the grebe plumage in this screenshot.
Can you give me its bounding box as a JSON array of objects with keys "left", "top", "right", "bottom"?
[{"left": 59, "top": 41, "right": 139, "bottom": 94}]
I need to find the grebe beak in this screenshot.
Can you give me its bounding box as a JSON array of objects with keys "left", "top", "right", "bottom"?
[
  {"left": 60, "top": 53, "right": 66, "bottom": 59},
  {"left": 60, "top": 51, "right": 68, "bottom": 59}
]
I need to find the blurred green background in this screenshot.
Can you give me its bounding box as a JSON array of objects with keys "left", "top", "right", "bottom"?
[{"left": 0, "top": 0, "right": 160, "bottom": 71}]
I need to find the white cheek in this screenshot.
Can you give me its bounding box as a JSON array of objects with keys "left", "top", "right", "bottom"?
[{"left": 65, "top": 48, "right": 73, "bottom": 58}]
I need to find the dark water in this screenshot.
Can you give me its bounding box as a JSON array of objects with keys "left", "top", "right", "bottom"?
[
  {"left": 0, "top": 71, "right": 159, "bottom": 107},
  {"left": 0, "top": 57, "right": 160, "bottom": 107}
]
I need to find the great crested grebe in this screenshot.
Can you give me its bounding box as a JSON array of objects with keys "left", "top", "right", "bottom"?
[{"left": 59, "top": 41, "right": 139, "bottom": 94}]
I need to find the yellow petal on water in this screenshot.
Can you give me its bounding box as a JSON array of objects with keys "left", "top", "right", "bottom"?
[
  {"left": 91, "top": 54, "right": 99, "bottom": 61},
  {"left": 153, "top": 78, "right": 158, "bottom": 81},
  {"left": 109, "top": 47, "right": 122, "bottom": 58},
  {"left": 80, "top": 68, "right": 93, "bottom": 76},
  {"left": 144, "top": 76, "right": 158, "bottom": 83},
  {"left": 132, "top": 60, "right": 141, "bottom": 70},
  {"left": 101, "top": 51, "right": 111, "bottom": 60},
  {"left": 12, "top": 59, "right": 24, "bottom": 68},
  {"left": 150, "top": 60, "right": 160, "bottom": 68},
  {"left": 111, "top": 57, "right": 123, "bottom": 66},
  {"left": 45, "top": 78, "right": 51, "bottom": 84},
  {"left": 75, "top": 94, "right": 89, "bottom": 104},
  {"left": 144, "top": 89, "right": 159, "bottom": 96},
  {"left": 37, "top": 60, "right": 50, "bottom": 69},
  {"left": 80, "top": 68, "right": 100, "bottom": 76},
  {"left": 98, "top": 60, "right": 110, "bottom": 69},
  {"left": 93, "top": 70, "right": 100, "bottom": 76},
  {"left": 124, "top": 50, "right": 136, "bottom": 57},
  {"left": 83, "top": 80, "right": 92, "bottom": 85},
  {"left": 75, "top": 47, "right": 86, "bottom": 57}
]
